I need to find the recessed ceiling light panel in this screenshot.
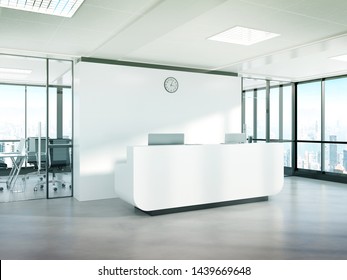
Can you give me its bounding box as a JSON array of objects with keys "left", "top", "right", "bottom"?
[
  {"left": 0, "top": 0, "right": 85, "bottom": 18},
  {"left": 330, "top": 54, "right": 347, "bottom": 62},
  {"left": 208, "top": 26, "right": 280, "bottom": 46}
]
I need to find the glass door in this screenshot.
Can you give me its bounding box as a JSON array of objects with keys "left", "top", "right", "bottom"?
[
  {"left": 242, "top": 77, "right": 294, "bottom": 176},
  {"left": 46, "top": 59, "right": 73, "bottom": 199}
]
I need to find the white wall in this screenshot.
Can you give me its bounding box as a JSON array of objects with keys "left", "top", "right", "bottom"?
[{"left": 74, "top": 61, "right": 241, "bottom": 201}]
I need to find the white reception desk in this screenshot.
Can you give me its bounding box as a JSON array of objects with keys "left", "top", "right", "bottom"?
[{"left": 115, "top": 143, "right": 283, "bottom": 214}]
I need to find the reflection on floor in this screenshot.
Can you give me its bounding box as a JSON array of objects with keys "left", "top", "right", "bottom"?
[
  {"left": 0, "top": 176, "right": 347, "bottom": 260},
  {"left": 0, "top": 172, "right": 72, "bottom": 202}
]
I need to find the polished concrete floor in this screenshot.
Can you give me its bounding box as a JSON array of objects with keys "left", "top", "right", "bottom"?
[{"left": 0, "top": 176, "right": 347, "bottom": 260}]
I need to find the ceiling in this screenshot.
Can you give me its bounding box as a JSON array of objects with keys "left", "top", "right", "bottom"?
[{"left": 1, "top": 0, "right": 347, "bottom": 82}]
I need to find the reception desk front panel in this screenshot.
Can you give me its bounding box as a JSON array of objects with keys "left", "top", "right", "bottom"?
[{"left": 115, "top": 143, "right": 283, "bottom": 213}]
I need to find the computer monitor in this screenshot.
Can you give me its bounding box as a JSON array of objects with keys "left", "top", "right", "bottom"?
[
  {"left": 148, "top": 133, "right": 184, "bottom": 145},
  {"left": 225, "top": 133, "right": 247, "bottom": 144}
]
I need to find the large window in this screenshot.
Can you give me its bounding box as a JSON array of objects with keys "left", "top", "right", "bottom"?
[
  {"left": 243, "top": 75, "right": 347, "bottom": 181},
  {"left": 244, "top": 90, "right": 254, "bottom": 138},
  {"left": 283, "top": 85, "right": 293, "bottom": 167},
  {"left": 62, "top": 88, "right": 73, "bottom": 139},
  {"left": 257, "top": 89, "right": 266, "bottom": 140},
  {"left": 270, "top": 85, "right": 279, "bottom": 140},
  {"left": 27, "top": 86, "right": 46, "bottom": 138},
  {"left": 324, "top": 77, "right": 347, "bottom": 174},
  {"left": 283, "top": 85, "right": 292, "bottom": 140},
  {"left": 296, "top": 81, "right": 322, "bottom": 170},
  {"left": 325, "top": 78, "right": 347, "bottom": 141},
  {"left": 242, "top": 79, "right": 294, "bottom": 169},
  {"left": 0, "top": 85, "right": 25, "bottom": 166},
  {"left": 0, "top": 85, "right": 25, "bottom": 141},
  {"left": 296, "top": 76, "right": 347, "bottom": 177},
  {"left": 297, "top": 82, "right": 321, "bottom": 141}
]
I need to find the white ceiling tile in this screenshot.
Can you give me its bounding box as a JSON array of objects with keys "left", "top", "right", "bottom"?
[
  {"left": 60, "top": 4, "right": 133, "bottom": 31},
  {"left": 283, "top": 0, "right": 347, "bottom": 26},
  {"left": 124, "top": 35, "right": 288, "bottom": 70},
  {"left": 190, "top": 0, "right": 280, "bottom": 30},
  {"left": 222, "top": 34, "right": 347, "bottom": 80},
  {"left": 48, "top": 26, "right": 112, "bottom": 54},
  {"left": 0, "top": 6, "right": 64, "bottom": 24},
  {"left": 238, "top": 0, "right": 306, "bottom": 10},
  {"left": 255, "top": 9, "right": 347, "bottom": 42},
  {"left": 0, "top": 17, "right": 58, "bottom": 42},
  {"left": 43, "top": 41, "right": 93, "bottom": 57},
  {"left": 91, "top": 0, "right": 228, "bottom": 59},
  {"left": 1, "top": 0, "right": 347, "bottom": 80},
  {"left": 123, "top": 0, "right": 347, "bottom": 72},
  {"left": 84, "top": 0, "right": 159, "bottom": 14},
  {"left": 0, "top": 35, "right": 49, "bottom": 56}
]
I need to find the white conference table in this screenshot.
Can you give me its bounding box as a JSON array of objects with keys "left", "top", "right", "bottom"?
[{"left": 0, "top": 152, "right": 26, "bottom": 191}]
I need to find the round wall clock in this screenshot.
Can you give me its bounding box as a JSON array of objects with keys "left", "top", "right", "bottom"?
[{"left": 164, "top": 77, "right": 179, "bottom": 93}]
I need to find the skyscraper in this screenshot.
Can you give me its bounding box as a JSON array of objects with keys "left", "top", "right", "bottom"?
[
  {"left": 343, "top": 150, "right": 347, "bottom": 172},
  {"left": 329, "top": 135, "right": 337, "bottom": 171}
]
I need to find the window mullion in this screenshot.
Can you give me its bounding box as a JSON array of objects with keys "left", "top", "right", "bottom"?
[
  {"left": 321, "top": 79, "right": 325, "bottom": 172},
  {"left": 266, "top": 80, "right": 270, "bottom": 142},
  {"left": 279, "top": 85, "right": 283, "bottom": 141}
]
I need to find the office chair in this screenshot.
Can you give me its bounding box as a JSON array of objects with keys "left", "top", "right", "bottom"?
[
  {"left": 27, "top": 137, "right": 47, "bottom": 170},
  {"left": 47, "top": 138, "right": 71, "bottom": 192},
  {"left": 0, "top": 160, "right": 7, "bottom": 169},
  {"left": 1, "top": 144, "right": 10, "bottom": 191},
  {"left": 0, "top": 160, "right": 6, "bottom": 192},
  {"left": 27, "top": 137, "right": 47, "bottom": 191}
]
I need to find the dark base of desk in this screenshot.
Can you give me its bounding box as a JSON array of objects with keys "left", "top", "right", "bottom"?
[{"left": 135, "top": 196, "right": 269, "bottom": 216}]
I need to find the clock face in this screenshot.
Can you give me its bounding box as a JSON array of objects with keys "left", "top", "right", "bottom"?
[{"left": 164, "top": 77, "right": 179, "bottom": 93}]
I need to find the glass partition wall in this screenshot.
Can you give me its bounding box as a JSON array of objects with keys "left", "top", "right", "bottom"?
[
  {"left": 0, "top": 54, "right": 73, "bottom": 202},
  {"left": 242, "top": 78, "right": 294, "bottom": 175}
]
